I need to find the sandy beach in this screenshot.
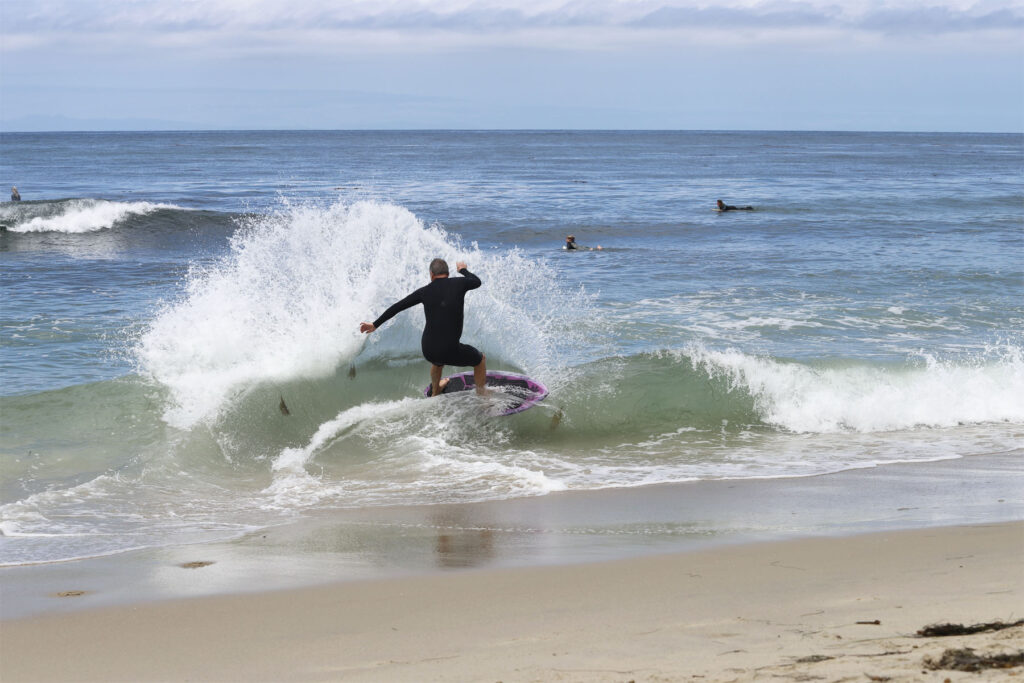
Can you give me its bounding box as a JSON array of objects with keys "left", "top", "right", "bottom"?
[{"left": 3, "top": 520, "right": 1022, "bottom": 682}]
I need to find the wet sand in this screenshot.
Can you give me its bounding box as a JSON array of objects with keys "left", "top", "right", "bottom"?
[{"left": 3, "top": 521, "right": 1022, "bottom": 682}]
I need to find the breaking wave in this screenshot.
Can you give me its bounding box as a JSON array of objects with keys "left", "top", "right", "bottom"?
[
  {"left": 135, "top": 200, "right": 593, "bottom": 429},
  {"left": 1, "top": 198, "right": 182, "bottom": 233}
]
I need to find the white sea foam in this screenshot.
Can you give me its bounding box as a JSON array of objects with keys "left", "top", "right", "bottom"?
[
  {"left": 137, "top": 200, "right": 589, "bottom": 429},
  {"left": 259, "top": 392, "right": 568, "bottom": 511},
  {"left": 687, "top": 344, "right": 1024, "bottom": 433},
  {"left": 263, "top": 398, "right": 423, "bottom": 506},
  {"left": 4, "top": 199, "right": 179, "bottom": 233}
]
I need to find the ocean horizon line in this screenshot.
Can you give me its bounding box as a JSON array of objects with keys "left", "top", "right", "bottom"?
[{"left": 3, "top": 127, "right": 1022, "bottom": 136}]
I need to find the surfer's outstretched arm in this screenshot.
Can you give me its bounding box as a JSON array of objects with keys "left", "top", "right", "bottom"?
[
  {"left": 360, "top": 289, "right": 423, "bottom": 333},
  {"left": 456, "top": 262, "right": 481, "bottom": 291}
]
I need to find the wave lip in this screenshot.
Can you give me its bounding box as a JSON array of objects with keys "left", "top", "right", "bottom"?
[{"left": 1, "top": 199, "right": 181, "bottom": 233}]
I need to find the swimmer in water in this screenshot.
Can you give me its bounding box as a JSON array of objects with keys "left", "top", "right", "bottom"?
[
  {"left": 11, "top": 186, "right": 21, "bottom": 202},
  {"left": 360, "top": 258, "right": 488, "bottom": 398}
]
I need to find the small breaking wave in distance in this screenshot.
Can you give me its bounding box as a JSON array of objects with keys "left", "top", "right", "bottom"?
[{"left": 0, "top": 198, "right": 181, "bottom": 233}]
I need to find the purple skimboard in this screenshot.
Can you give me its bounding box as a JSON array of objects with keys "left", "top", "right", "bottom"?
[{"left": 423, "top": 371, "right": 548, "bottom": 416}]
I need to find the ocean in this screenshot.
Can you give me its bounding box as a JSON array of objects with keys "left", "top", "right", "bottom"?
[{"left": 1, "top": 130, "right": 1022, "bottom": 567}]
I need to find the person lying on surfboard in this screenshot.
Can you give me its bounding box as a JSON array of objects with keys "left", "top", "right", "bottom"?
[
  {"left": 717, "top": 199, "right": 754, "bottom": 211},
  {"left": 360, "top": 258, "right": 489, "bottom": 398}
]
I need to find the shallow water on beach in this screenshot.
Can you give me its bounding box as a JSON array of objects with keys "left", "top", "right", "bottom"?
[{"left": 1, "top": 130, "right": 1022, "bottom": 565}]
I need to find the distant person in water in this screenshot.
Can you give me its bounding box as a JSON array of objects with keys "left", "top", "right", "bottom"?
[
  {"left": 360, "top": 258, "right": 488, "bottom": 398},
  {"left": 717, "top": 199, "right": 753, "bottom": 211},
  {"left": 564, "top": 234, "right": 603, "bottom": 251},
  {"left": 11, "top": 186, "right": 20, "bottom": 201}
]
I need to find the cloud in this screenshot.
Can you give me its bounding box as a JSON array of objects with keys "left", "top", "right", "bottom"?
[
  {"left": 2, "top": 2, "right": 1020, "bottom": 131},
  {"left": 855, "top": 5, "right": 1024, "bottom": 33},
  {"left": 2, "top": 0, "right": 1022, "bottom": 53}
]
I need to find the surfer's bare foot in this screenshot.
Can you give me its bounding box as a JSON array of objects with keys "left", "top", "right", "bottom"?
[{"left": 430, "top": 377, "right": 450, "bottom": 397}]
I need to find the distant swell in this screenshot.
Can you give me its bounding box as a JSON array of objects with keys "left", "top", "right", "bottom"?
[{"left": 1, "top": 198, "right": 182, "bottom": 233}]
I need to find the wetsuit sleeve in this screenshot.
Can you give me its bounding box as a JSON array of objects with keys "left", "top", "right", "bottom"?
[
  {"left": 458, "top": 268, "right": 481, "bottom": 291},
  {"left": 372, "top": 289, "right": 423, "bottom": 329}
]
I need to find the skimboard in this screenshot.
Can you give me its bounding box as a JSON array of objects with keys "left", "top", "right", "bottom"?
[{"left": 424, "top": 371, "right": 548, "bottom": 416}]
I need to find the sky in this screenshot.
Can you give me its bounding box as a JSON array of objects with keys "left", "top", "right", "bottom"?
[{"left": 1, "top": 0, "right": 1022, "bottom": 132}]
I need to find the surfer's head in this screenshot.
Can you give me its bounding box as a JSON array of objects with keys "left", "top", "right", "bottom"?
[
  {"left": 566, "top": 235, "right": 575, "bottom": 243},
  {"left": 429, "top": 258, "right": 449, "bottom": 279}
]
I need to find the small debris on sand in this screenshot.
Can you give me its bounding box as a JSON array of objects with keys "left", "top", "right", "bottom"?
[{"left": 179, "top": 561, "right": 215, "bottom": 569}]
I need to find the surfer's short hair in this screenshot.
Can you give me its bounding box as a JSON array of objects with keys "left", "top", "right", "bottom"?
[{"left": 429, "top": 258, "right": 449, "bottom": 276}]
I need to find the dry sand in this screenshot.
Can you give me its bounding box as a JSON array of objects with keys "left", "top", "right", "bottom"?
[{"left": 2, "top": 521, "right": 1022, "bottom": 682}]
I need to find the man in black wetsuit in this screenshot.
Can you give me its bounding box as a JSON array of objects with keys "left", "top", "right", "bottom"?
[{"left": 359, "top": 258, "right": 487, "bottom": 397}]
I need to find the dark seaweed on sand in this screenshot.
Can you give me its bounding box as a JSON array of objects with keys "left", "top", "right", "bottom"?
[
  {"left": 925, "top": 648, "right": 1024, "bottom": 672},
  {"left": 917, "top": 619, "right": 1024, "bottom": 637}
]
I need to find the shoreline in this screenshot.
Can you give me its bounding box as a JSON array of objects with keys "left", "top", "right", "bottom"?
[
  {"left": 3, "top": 521, "right": 1022, "bottom": 682},
  {"left": 1, "top": 451, "right": 1022, "bottom": 622}
]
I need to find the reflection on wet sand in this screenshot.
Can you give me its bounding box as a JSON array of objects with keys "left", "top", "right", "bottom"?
[{"left": 430, "top": 508, "right": 495, "bottom": 569}]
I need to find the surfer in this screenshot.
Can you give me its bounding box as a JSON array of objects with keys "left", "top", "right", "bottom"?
[
  {"left": 717, "top": 199, "right": 753, "bottom": 211},
  {"left": 360, "top": 258, "right": 488, "bottom": 398},
  {"left": 11, "top": 186, "right": 21, "bottom": 201},
  {"left": 564, "top": 234, "right": 603, "bottom": 251}
]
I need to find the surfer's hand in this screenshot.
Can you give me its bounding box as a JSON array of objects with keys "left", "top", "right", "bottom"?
[
  {"left": 456, "top": 261, "right": 467, "bottom": 271},
  {"left": 359, "top": 322, "right": 375, "bottom": 334}
]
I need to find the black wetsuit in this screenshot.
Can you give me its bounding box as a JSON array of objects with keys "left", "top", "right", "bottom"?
[{"left": 372, "top": 268, "right": 484, "bottom": 367}]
